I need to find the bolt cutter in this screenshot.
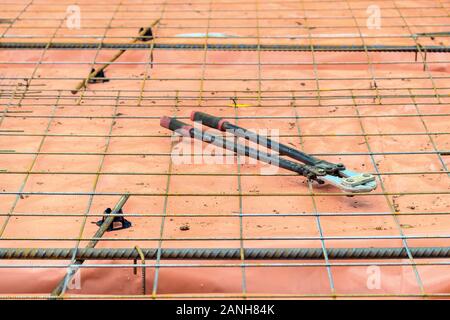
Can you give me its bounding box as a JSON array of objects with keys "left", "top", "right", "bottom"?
[{"left": 160, "top": 112, "right": 377, "bottom": 193}]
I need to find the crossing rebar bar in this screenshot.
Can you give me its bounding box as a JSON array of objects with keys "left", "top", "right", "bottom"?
[{"left": 50, "top": 194, "right": 130, "bottom": 297}]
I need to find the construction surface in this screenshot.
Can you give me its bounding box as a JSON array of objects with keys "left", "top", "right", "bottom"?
[{"left": 0, "top": 0, "right": 449, "bottom": 299}]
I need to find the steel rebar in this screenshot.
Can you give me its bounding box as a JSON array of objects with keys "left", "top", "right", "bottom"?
[
  {"left": 50, "top": 194, "right": 130, "bottom": 297},
  {"left": 1, "top": 42, "right": 449, "bottom": 52},
  {"left": 1, "top": 247, "right": 449, "bottom": 260},
  {"left": 71, "top": 20, "right": 160, "bottom": 94}
]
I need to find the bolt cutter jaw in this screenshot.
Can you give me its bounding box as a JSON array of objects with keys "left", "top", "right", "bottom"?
[
  {"left": 312, "top": 160, "right": 346, "bottom": 176},
  {"left": 319, "top": 170, "right": 377, "bottom": 193}
]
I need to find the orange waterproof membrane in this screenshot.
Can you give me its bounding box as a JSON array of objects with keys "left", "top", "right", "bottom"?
[{"left": 0, "top": 0, "right": 449, "bottom": 299}]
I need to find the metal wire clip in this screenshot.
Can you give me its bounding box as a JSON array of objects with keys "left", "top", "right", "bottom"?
[{"left": 95, "top": 207, "right": 132, "bottom": 231}]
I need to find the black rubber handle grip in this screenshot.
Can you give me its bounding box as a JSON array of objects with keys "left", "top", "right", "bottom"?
[
  {"left": 160, "top": 116, "right": 193, "bottom": 136},
  {"left": 190, "top": 111, "right": 228, "bottom": 131}
]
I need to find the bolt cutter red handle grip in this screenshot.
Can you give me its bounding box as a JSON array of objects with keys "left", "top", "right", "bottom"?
[
  {"left": 160, "top": 116, "right": 193, "bottom": 137},
  {"left": 190, "top": 111, "right": 229, "bottom": 131}
]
